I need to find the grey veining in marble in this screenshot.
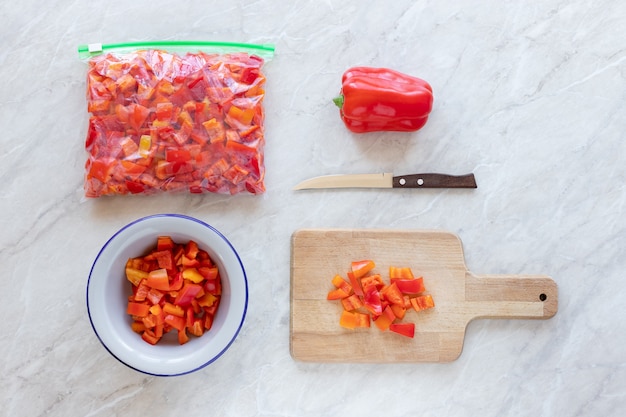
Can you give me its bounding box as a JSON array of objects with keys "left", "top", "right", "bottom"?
[{"left": 1, "top": 0, "right": 625, "bottom": 416}]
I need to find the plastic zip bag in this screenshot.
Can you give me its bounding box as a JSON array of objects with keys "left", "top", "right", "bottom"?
[{"left": 78, "top": 41, "right": 274, "bottom": 197}]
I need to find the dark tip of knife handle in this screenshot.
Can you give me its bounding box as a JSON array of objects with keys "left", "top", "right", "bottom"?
[{"left": 392, "top": 173, "right": 477, "bottom": 188}]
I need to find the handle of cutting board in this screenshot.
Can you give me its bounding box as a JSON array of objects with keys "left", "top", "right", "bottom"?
[{"left": 465, "top": 273, "right": 558, "bottom": 319}]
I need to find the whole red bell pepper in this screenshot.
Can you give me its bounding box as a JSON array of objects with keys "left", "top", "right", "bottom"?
[{"left": 333, "top": 67, "right": 433, "bottom": 133}]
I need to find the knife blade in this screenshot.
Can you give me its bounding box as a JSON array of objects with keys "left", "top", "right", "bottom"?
[{"left": 293, "top": 172, "right": 477, "bottom": 190}]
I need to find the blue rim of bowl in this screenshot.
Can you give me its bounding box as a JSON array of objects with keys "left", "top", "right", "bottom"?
[{"left": 86, "top": 213, "right": 248, "bottom": 377}]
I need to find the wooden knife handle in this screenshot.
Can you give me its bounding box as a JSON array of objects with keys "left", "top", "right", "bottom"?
[
  {"left": 465, "top": 273, "right": 558, "bottom": 319},
  {"left": 392, "top": 173, "right": 477, "bottom": 188}
]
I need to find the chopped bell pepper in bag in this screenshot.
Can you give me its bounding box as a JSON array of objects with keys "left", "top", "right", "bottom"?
[{"left": 80, "top": 42, "right": 273, "bottom": 197}]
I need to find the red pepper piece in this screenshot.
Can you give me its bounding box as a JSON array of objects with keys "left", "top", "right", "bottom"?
[
  {"left": 127, "top": 302, "right": 150, "bottom": 318},
  {"left": 174, "top": 282, "right": 203, "bottom": 307},
  {"left": 347, "top": 271, "right": 363, "bottom": 297},
  {"left": 351, "top": 260, "right": 376, "bottom": 279},
  {"left": 389, "top": 322, "right": 415, "bottom": 338},
  {"left": 362, "top": 284, "right": 383, "bottom": 316},
  {"left": 334, "top": 67, "right": 433, "bottom": 133},
  {"left": 392, "top": 277, "right": 426, "bottom": 295}
]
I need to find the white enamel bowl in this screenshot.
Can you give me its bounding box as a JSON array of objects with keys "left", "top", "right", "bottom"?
[{"left": 87, "top": 214, "right": 248, "bottom": 376}]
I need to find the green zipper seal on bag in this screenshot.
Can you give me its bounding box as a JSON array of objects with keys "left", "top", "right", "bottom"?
[{"left": 78, "top": 40, "right": 275, "bottom": 60}]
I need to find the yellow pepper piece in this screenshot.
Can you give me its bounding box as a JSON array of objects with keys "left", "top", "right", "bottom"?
[
  {"left": 163, "top": 302, "right": 185, "bottom": 317},
  {"left": 228, "top": 105, "right": 255, "bottom": 125},
  {"left": 182, "top": 267, "right": 205, "bottom": 284},
  {"left": 125, "top": 267, "right": 149, "bottom": 286},
  {"left": 139, "top": 135, "right": 151, "bottom": 157}
]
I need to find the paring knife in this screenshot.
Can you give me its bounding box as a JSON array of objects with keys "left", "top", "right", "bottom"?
[{"left": 293, "top": 172, "right": 477, "bottom": 190}]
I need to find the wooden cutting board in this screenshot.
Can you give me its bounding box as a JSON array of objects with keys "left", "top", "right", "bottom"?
[{"left": 290, "top": 229, "right": 557, "bottom": 362}]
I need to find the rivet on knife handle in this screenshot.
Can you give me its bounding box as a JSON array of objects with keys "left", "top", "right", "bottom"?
[{"left": 392, "top": 173, "right": 477, "bottom": 188}]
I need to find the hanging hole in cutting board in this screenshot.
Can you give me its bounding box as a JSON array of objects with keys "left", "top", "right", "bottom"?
[{"left": 539, "top": 293, "right": 547, "bottom": 301}]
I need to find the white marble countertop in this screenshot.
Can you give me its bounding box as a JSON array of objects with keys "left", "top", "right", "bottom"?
[{"left": 2, "top": 0, "right": 625, "bottom": 415}]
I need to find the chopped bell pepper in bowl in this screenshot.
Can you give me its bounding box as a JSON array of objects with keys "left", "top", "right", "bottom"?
[{"left": 86, "top": 214, "right": 248, "bottom": 376}]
